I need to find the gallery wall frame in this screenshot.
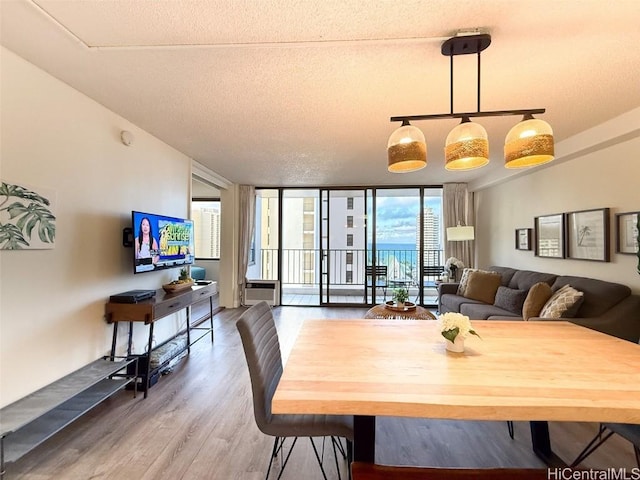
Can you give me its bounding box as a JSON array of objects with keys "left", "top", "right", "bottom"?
[
  {"left": 616, "top": 211, "right": 639, "bottom": 255},
  {"left": 566, "top": 208, "right": 610, "bottom": 262},
  {"left": 515, "top": 228, "right": 532, "bottom": 251},
  {"left": 534, "top": 214, "right": 565, "bottom": 258}
]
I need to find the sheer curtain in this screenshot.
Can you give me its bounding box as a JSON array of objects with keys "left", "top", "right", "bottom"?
[
  {"left": 237, "top": 185, "right": 256, "bottom": 303},
  {"left": 443, "top": 183, "right": 475, "bottom": 270}
]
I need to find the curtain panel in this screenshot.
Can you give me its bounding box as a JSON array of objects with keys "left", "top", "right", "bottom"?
[
  {"left": 237, "top": 185, "right": 256, "bottom": 303},
  {"left": 443, "top": 183, "right": 475, "bottom": 271}
]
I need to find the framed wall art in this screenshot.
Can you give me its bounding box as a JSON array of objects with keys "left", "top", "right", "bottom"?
[
  {"left": 566, "top": 208, "right": 610, "bottom": 262},
  {"left": 534, "top": 214, "right": 564, "bottom": 258},
  {"left": 515, "top": 228, "right": 532, "bottom": 251},
  {"left": 616, "top": 211, "right": 639, "bottom": 255},
  {"left": 0, "top": 180, "right": 56, "bottom": 250}
]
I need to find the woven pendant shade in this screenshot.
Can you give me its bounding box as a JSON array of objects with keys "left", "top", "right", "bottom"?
[
  {"left": 504, "top": 116, "right": 554, "bottom": 168},
  {"left": 444, "top": 119, "right": 489, "bottom": 171},
  {"left": 387, "top": 123, "right": 427, "bottom": 173}
]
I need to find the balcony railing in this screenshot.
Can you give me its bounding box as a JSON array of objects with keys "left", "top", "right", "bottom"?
[{"left": 250, "top": 248, "right": 444, "bottom": 287}]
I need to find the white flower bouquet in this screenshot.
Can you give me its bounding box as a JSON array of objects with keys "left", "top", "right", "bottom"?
[
  {"left": 438, "top": 312, "right": 480, "bottom": 344},
  {"left": 444, "top": 257, "right": 464, "bottom": 278}
]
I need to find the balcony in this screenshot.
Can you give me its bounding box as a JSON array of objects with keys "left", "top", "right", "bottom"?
[{"left": 247, "top": 247, "right": 444, "bottom": 306}]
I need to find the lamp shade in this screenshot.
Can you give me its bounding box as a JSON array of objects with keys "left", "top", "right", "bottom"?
[
  {"left": 387, "top": 124, "right": 427, "bottom": 173},
  {"left": 444, "top": 119, "right": 489, "bottom": 170},
  {"left": 504, "top": 117, "right": 554, "bottom": 168},
  {"left": 446, "top": 225, "right": 475, "bottom": 241}
]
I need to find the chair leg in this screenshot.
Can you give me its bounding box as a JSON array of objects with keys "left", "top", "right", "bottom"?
[
  {"left": 309, "top": 437, "right": 329, "bottom": 480},
  {"left": 634, "top": 445, "right": 640, "bottom": 468},
  {"left": 507, "top": 421, "right": 514, "bottom": 439},
  {"left": 269, "top": 437, "right": 298, "bottom": 480},
  {"left": 265, "top": 437, "right": 280, "bottom": 480},
  {"left": 570, "top": 424, "right": 614, "bottom": 468},
  {"left": 332, "top": 436, "right": 347, "bottom": 459},
  {"left": 331, "top": 436, "right": 342, "bottom": 480}
]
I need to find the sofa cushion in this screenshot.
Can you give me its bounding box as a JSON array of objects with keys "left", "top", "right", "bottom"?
[
  {"left": 494, "top": 286, "right": 528, "bottom": 315},
  {"left": 460, "top": 302, "right": 519, "bottom": 320},
  {"left": 487, "top": 266, "right": 518, "bottom": 287},
  {"left": 522, "top": 282, "right": 553, "bottom": 320},
  {"left": 463, "top": 271, "right": 502, "bottom": 304},
  {"left": 440, "top": 293, "right": 484, "bottom": 313},
  {"left": 539, "top": 284, "right": 584, "bottom": 319},
  {"left": 508, "top": 269, "right": 558, "bottom": 291},
  {"left": 551, "top": 276, "right": 631, "bottom": 317}
]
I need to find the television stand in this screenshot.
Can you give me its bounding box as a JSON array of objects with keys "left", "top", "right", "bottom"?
[{"left": 105, "top": 283, "right": 218, "bottom": 397}]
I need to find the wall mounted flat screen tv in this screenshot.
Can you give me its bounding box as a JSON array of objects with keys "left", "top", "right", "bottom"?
[{"left": 132, "top": 210, "right": 195, "bottom": 274}]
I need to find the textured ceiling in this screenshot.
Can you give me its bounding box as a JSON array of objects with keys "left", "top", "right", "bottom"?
[{"left": 2, "top": 0, "right": 639, "bottom": 188}]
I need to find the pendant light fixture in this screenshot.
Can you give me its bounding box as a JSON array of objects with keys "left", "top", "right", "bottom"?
[
  {"left": 387, "top": 120, "right": 427, "bottom": 172},
  {"left": 387, "top": 31, "right": 554, "bottom": 173}
]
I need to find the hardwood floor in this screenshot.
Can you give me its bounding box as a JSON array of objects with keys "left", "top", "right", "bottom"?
[{"left": 6, "top": 306, "right": 637, "bottom": 479}]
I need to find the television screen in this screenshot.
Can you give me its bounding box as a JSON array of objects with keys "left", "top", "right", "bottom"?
[{"left": 132, "top": 211, "right": 195, "bottom": 274}]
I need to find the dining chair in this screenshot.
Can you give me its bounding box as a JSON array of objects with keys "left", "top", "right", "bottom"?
[
  {"left": 236, "top": 301, "right": 354, "bottom": 480},
  {"left": 571, "top": 423, "right": 640, "bottom": 468}
]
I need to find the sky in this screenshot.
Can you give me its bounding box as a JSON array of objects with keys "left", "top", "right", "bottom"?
[{"left": 375, "top": 196, "right": 442, "bottom": 245}]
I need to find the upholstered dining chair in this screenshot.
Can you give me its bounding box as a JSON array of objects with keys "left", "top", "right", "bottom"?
[
  {"left": 571, "top": 423, "right": 640, "bottom": 468},
  {"left": 236, "top": 301, "right": 354, "bottom": 480}
]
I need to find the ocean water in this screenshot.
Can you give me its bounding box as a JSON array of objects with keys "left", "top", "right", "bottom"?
[{"left": 368, "top": 243, "right": 418, "bottom": 281}]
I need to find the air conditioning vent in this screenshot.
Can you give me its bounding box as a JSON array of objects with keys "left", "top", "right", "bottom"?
[{"left": 243, "top": 280, "right": 280, "bottom": 306}]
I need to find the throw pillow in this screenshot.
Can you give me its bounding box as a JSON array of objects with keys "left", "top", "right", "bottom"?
[
  {"left": 539, "top": 284, "right": 584, "bottom": 319},
  {"left": 457, "top": 268, "right": 478, "bottom": 296},
  {"left": 522, "top": 282, "right": 553, "bottom": 320},
  {"left": 457, "top": 268, "right": 498, "bottom": 296},
  {"left": 561, "top": 295, "right": 585, "bottom": 318},
  {"left": 463, "top": 270, "right": 502, "bottom": 304},
  {"left": 494, "top": 286, "right": 528, "bottom": 315}
]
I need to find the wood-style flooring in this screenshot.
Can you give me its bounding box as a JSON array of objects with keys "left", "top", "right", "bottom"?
[{"left": 5, "top": 306, "right": 637, "bottom": 479}]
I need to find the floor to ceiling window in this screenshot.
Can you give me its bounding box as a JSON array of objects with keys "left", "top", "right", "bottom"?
[{"left": 250, "top": 186, "right": 443, "bottom": 307}]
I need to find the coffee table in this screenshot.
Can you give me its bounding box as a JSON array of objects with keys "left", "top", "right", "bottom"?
[{"left": 364, "top": 303, "right": 436, "bottom": 320}]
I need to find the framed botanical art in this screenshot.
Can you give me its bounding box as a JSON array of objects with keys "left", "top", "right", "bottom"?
[
  {"left": 515, "top": 228, "right": 532, "bottom": 251},
  {"left": 566, "top": 208, "right": 610, "bottom": 262},
  {"left": 534, "top": 214, "right": 564, "bottom": 258},
  {"left": 616, "top": 211, "right": 639, "bottom": 255}
]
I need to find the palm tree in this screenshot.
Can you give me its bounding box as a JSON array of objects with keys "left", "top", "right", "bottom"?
[{"left": 578, "top": 225, "right": 592, "bottom": 246}]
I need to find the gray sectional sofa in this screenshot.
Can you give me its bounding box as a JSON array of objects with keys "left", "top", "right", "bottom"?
[{"left": 438, "top": 266, "right": 640, "bottom": 343}]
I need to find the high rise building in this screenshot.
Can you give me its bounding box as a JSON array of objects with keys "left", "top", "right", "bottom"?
[
  {"left": 416, "top": 207, "right": 441, "bottom": 265},
  {"left": 192, "top": 206, "right": 220, "bottom": 258}
]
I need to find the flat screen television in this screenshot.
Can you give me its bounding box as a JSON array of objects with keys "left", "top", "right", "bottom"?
[{"left": 132, "top": 210, "right": 195, "bottom": 274}]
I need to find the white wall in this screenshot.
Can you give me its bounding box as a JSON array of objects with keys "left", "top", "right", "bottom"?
[
  {"left": 475, "top": 128, "right": 640, "bottom": 294},
  {"left": 0, "top": 48, "right": 194, "bottom": 406}
]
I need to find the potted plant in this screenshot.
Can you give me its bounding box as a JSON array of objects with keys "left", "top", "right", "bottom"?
[
  {"left": 392, "top": 287, "right": 409, "bottom": 309},
  {"left": 438, "top": 312, "right": 480, "bottom": 352}
]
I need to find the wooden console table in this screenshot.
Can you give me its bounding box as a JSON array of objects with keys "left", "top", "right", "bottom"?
[{"left": 105, "top": 283, "right": 217, "bottom": 397}]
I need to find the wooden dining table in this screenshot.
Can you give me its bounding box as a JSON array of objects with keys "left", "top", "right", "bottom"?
[{"left": 272, "top": 319, "right": 640, "bottom": 466}]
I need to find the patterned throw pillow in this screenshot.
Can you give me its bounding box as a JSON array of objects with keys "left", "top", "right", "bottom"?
[
  {"left": 522, "top": 282, "right": 553, "bottom": 320},
  {"left": 539, "top": 284, "right": 584, "bottom": 319}
]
